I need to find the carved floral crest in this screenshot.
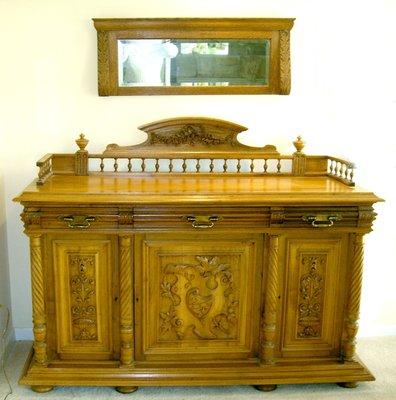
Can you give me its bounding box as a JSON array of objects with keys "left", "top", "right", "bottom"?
[{"left": 149, "top": 125, "right": 235, "bottom": 147}]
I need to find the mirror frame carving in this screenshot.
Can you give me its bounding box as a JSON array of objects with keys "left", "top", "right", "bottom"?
[{"left": 93, "top": 18, "right": 294, "bottom": 96}]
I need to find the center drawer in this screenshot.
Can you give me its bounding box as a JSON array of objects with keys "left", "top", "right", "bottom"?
[{"left": 133, "top": 206, "right": 270, "bottom": 230}]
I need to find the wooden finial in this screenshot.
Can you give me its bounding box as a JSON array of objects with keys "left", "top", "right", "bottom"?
[
  {"left": 76, "top": 134, "right": 89, "bottom": 151},
  {"left": 293, "top": 136, "right": 305, "bottom": 154}
]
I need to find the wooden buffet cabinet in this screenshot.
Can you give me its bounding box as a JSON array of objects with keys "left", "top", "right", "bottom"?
[{"left": 14, "top": 118, "right": 382, "bottom": 394}]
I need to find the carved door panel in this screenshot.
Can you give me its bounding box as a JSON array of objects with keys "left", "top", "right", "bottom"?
[
  {"left": 280, "top": 234, "right": 347, "bottom": 358},
  {"left": 134, "top": 233, "right": 263, "bottom": 362},
  {"left": 52, "top": 236, "right": 115, "bottom": 360}
]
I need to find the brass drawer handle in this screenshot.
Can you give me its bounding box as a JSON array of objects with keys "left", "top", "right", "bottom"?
[
  {"left": 302, "top": 215, "right": 340, "bottom": 228},
  {"left": 185, "top": 215, "right": 220, "bottom": 229},
  {"left": 60, "top": 215, "right": 96, "bottom": 229}
]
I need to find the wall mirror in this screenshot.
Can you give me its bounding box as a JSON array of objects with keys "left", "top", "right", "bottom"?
[{"left": 93, "top": 18, "right": 294, "bottom": 96}]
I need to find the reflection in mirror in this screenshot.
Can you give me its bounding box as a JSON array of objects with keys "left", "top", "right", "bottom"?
[{"left": 118, "top": 39, "right": 270, "bottom": 87}]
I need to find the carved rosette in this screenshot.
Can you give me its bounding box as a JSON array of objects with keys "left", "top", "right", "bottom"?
[
  {"left": 261, "top": 235, "right": 279, "bottom": 364},
  {"left": 150, "top": 125, "right": 235, "bottom": 147},
  {"left": 30, "top": 235, "right": 48, "bottom": 366},
  {"left": 297, "top": 255, "right": 326, "bottom": 338},
  {"left": 159, "top": 256, "right": 238, "bottom": 341},
  {"left": 270, "top": 207, "right": 285, "bottom": 226},
  {"left": 119, "top": 236, "right": 134, "bottom": 366},
  {"left": 118, "top": 212, "right": 134, "bottom": 226},
  {"left": 343, "top": 234, "right": 364, "bottom": 361},
  {"left": 97, "top": 31, "right": 110, "bottom": 96},
  {"left": 69, "top": 255, "right": 98, "bottom": 341},
  {"left": 279, "top": 30, "right": 291, "bottom": 95}
]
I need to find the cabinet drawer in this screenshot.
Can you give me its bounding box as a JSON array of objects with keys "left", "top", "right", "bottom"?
[
  {"left": 273, "top": 206, "right": 360, "bottom": 228},
  {"left": 133, "top": 206, "right": 270, "bottom": 230},
  {"left": 25, "top": 206, "right": 122, "bottom": 230}
]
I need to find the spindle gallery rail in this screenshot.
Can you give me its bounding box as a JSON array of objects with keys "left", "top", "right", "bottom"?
[
  {"left": 87, "top": 155, "right": 293, "bottom": 174},
  {"left": 35, "top": 117, "right": 355, "bottom": 186}
]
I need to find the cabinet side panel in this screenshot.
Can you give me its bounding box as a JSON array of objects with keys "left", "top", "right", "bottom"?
[
  {"left": 281, "top": 235, "right": 347, "bottom": 358},
  {"left": 52, "top": 238, "right": 114, "bottom": 360}
]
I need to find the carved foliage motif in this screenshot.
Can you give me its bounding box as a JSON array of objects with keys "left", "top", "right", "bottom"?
[
  {"left": 21, "top": 210, "right": 41, "bottom": 228},
  {"left": 279, "top": 30, "right": 291, "bottom": 94},
  {"left": 150, "top": 125, "right": 235, "bottom": 147},
  {"left": 297, "top": 254, "right": 326, "bottom": 338},
  {"left": 97, "top": 31, "right": 110, "bottom": 96},
  {"left": 69, "top": 255, "right": 98, "bottom": 341},
  {"left": 159, "top": 256, "right": 238, "bottom": 341}
]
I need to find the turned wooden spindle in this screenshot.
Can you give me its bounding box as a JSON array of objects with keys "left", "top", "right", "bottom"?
[
  {"left": 209, "top": 159, "right": 214, "bottom": 172},
  {"left": 264, "top": 159, "right": 268, "bottom": 173}
]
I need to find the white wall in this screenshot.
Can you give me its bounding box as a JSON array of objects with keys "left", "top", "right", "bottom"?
[
  {"left": 0, "top": 0, "right": 395, "bottom": 338},
  {"left": 0, "top": 169, "right": 14, "bottom": 352}
]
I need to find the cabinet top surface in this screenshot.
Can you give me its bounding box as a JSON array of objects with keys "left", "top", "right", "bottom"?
[{"left": 14, "top": 174, "right": 381, "bottom": 205}]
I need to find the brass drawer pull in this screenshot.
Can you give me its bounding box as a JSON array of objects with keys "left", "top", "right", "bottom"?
[
  {"left": 60, "top": 215, "right": 96, "bottom": 229},
  {"left": 302, "top": 215, "right": 340, "bottom": 228},
  {"left": 185, "top": 215, "right": 220, "bottom": 229}
]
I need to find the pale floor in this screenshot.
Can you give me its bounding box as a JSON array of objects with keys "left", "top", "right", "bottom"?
[{"left": 1, "top": 337, "right": 395, "bottom": 400}]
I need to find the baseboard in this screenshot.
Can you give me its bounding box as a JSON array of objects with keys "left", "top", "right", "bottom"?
[{"left": 15, "top": 328, "right": 33, "bottom": 341}]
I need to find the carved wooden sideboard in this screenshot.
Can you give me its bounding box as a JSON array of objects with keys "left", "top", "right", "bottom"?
[{"left": 14, "top": 118, "right": 382, "bottom": 394}]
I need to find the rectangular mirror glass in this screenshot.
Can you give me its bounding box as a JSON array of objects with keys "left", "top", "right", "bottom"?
[{"left": 118, "top": 39, "right": 270, "bottom": 87}]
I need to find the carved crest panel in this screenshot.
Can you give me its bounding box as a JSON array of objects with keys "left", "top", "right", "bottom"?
[
  {"left": 159, "top": 255, "right": 239, "bottom": 341},
  {"left": 136, "top": 234, "right": 261, "bottom": 361}
]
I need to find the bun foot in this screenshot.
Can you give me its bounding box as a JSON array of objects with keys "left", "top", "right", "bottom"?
[
  {"left": 31, "top": 385, "right": 54, "bottom": 393},
  {"left": 115, "top": 386, "right": 139, "bottom": 394},
  {"left": 337, "top": 382, "right": 358, "bottom": 389},
  {"left": 254, "top": 384, "right": 277, "bottom": 392}
]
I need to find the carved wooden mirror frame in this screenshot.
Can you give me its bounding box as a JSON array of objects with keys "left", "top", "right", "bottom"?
[{"left": 93, "top": 18, "right": 294, "bottom": 96}]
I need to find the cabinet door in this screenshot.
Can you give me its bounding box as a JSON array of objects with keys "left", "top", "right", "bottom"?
[
  {"left": 134, "top": 233, "right": 263, "bottom": 362},
  {"left": 280, "top": 234, "right": 347, "bottom": 358},
  {"left": 52, "top": 236, "right": 116, "bottom": 360}
]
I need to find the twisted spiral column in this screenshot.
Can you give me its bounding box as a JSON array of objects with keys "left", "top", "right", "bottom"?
[
  {"left": 343, "top": 234, "right": 364, "bottom": 362},
  {"left": 119, "top": 236, "right": 134, "bottom": 366},
  {"left": 29, "top": 235, "right": 48, "bottom": 366},
  {"left": 261, "top": 235, "right": 279, "bottom": 364}
]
